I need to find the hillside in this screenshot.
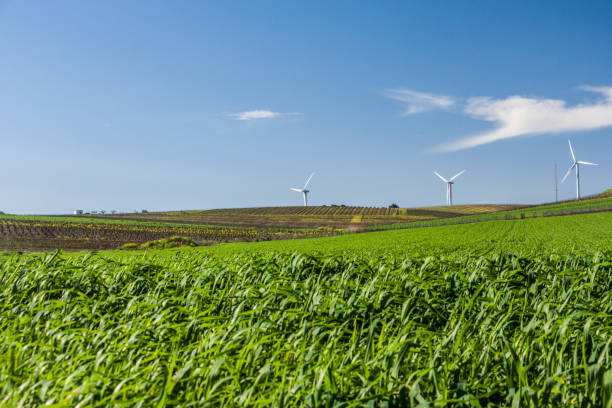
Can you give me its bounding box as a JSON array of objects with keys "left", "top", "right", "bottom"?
[
  {"left": 1, "top": 194, "right": 611, "bottom": 252},
  {"left": 599, "top": 188, "right": 612, "bottom": 197},
  {"left": 86, "top": 204, "right": 524, "bottom": 229},
  {"left": 105, "top": 210, "right": 612, "bottom": 258}
]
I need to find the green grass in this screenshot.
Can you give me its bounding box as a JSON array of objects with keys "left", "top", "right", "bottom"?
[{"left": 1, "top": 212, "right": 611, "bottom": 406}]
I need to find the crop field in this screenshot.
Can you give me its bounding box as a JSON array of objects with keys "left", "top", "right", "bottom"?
[
  {"left": 193, "top": 211, "right": 612, "bottom": 258},
  {"left": 369, "top": 196, "right": 612, "bottom": 231},
  {"left": 0, "top": 212, "right": 610, "bottom": 406},
  {"left": 1, "top": 196, "right": 611, "bottom": 252},
  {"left": 62, "top": 194, "right": 612, "bottom": 234},
  {"left": 0, "top": 218, "right": 331, "bottom": 252},
  {"left": 0, "top": 203, "right": 525, "bottom": 251},
  {"left": 87, "top": 204, "right": 523, "bottom": 230}
]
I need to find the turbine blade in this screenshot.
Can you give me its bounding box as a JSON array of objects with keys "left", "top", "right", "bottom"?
[
  {"left": 561, "top": 165, "right": 574, "bottom": 183},
  {"left": 303, "top": 172, "right": 315, "bottom": 189},
  {"left": 577, "top": 161, "right": 598, "bottom": 166},
  {"left": 568, "top": 140, "right": 576, "bottom": 162},
  {"left": 290, "top": 188, "right": 303, "bottom": 192},
  {"left": 433, "top": 171, "right": 448, "bottom": 183},
  {"left": 449, "top": 169, "right": 466, "bottom": 182}
]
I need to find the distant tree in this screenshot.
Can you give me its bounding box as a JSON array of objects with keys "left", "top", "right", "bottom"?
[
  {"left": 389, "top": 203, "right": 399, "bottom": 208},
  {"left": 142, "top": 210, "right": 149, "bottom": 213}
]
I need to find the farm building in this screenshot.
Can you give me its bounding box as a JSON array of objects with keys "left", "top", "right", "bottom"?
[{"left": 73, "top": 210, "right": 83, "bottom": 215}]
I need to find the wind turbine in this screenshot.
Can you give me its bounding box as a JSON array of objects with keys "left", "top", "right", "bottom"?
[
  {"left": 561, "top": 140, "right": 597, "bottom": 199},
  {"left": 434, "top": 170, "right": 466, "bottom": 206},
  {"left": 290, "top": 172, "right": 315, "bottom": 206}
]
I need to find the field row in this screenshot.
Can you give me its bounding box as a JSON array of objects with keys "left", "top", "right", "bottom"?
[
  {"left": 369, "top": 196, "right": 612, "bottom": 231},
  {"left": 94, "top": 204, "right": 522, "bottom": 229},
  {"left": 0, "top": 220, "right": 333, "bottom": 251}
]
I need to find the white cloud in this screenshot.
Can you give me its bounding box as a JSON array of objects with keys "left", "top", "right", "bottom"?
[
  {"left": 230, "top": 110, "right": 302, "bottom": 121},
  {"left": 383, "top": 88, "right": 455, "bottom": 115},
  {"left": 231, "top": 110, "right": 281, "bottom": 120},
  {"left": 436, "top": 86, "right": 612, "bottom": 151}
]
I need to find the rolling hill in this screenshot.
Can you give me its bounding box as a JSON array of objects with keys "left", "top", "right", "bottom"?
[
  {"left": 84, "top": 204, "right": 525, "bottom": 229},
  {"left": 1, "top": 192, "right": 611, "bottom": 251}
]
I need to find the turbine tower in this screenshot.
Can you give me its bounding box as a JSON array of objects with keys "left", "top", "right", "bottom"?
[
  {"left": 434, "top": 170, "right": 465, "bottom": 206},
  {"left": 561, "top": 140, "right": 597, "bottom": 200},
  {"left": 290, "top": 172, "right": 315, "bottom": 206}
]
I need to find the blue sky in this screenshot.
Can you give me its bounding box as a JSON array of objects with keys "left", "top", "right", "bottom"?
[{"left": 1, "top": 1, "right": 611, "bottom": 213}]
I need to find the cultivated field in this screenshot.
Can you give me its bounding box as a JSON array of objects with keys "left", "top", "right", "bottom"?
[
  {"left": 0, "top": 203, "right": 525, "bottom": 251},
  {"left": 369, "top": 195, "right": 612, "bottom": 231},
  {"left": 0, "top": 212, "right": 611, "bottom": 406},
  {"left": 200, "top": 211, "right": 612, "bottom": 257},
  {"left": 0, "top": 217, "right": 334, "bottom": 252},
  {"left": 87, "top": 204, "right": 524, "bottom": 229},
  {"left": 2, "top": 196, "right": 611, "bottom": 251}
]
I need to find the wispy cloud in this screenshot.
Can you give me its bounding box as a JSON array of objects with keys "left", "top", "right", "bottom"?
[
  {"left": 383, "top": 88, "right": 455, "bottom": 115},
  {"left": 437, "top": 86, "right": 612, "bottom": 151},
  {"left": 230, "top": 110, "right": 301, "bottom": 121},
  {"left": 387, "top": 87, "right": 612, "bottom": 151},
  {"left": 231, "top": 110, "right": 280, "bottom": 120}
]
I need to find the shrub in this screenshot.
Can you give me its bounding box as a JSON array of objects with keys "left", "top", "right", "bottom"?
[
  {"left": 120, "top": 243, "right": 139, "bottom": 250},
  {"left": 141, "top": 236, "right": 198, "bottom": 249},
  {"left": 121, "top": 237, "right": 198, "bottom": 250}
]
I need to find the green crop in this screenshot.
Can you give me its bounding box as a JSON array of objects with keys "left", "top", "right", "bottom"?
[
  {"left": 178, "top": 211, "right": 611, "bottom": 259},
  {"left": 1, "top": 248, "right": 611, "bottom": 407},
  {"left": 1, "top": 212, "right": 611, "bottom": 406},
  {"left": 370, "top": 196, "right": 612, "bottom": 231}
]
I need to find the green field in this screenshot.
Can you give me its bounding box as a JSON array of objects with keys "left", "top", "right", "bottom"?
[
  {"left": 369, "top": 196, "right": 612, "bottom": 231},
  {"left": 195, "top": 211, "right": 612, "bottom": 257},
  {"left": 1, "top": 212, "right": 611, "bottom": 407}
]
